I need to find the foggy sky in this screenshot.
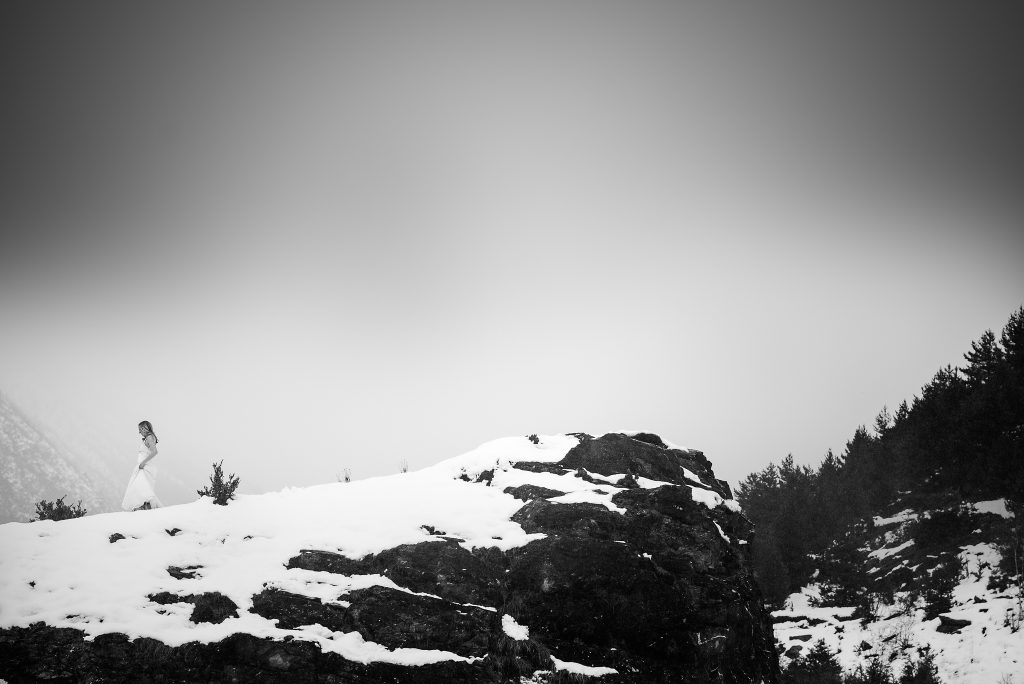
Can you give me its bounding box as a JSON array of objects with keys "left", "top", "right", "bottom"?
[{"left": 2, "top": 1, "right": 1022, "bottom": 499}]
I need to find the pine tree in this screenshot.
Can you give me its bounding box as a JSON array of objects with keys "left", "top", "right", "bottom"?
[
  {"left": 197, "top": 460, "right": 241, "bottom": 505},
  {"left": 874, "top": 406, "right": 892, "bottom": 437},
  {"left": 781, "top": 640, "right": 842, "bottom": 684},
  {"left": 962, "top": 329, "right": 1003, "bottom": 387},
  {"left": 898, "top": 649, "right": 942, "bottom": 684},
  {"left": 999, "top": 305, "right": 1024, "bottom": 369}
]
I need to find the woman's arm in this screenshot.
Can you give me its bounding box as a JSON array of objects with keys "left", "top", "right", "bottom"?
[{"left": 138, "top": 435, "right": 159, "bottom": 469}]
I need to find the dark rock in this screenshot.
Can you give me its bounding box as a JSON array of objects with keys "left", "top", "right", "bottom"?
[
  {"left": 629, "top": 432, "right": 668, "bottom": 448},
  {"left": 784, "top": 644, "right": 804, "bottom": 658},
  {"left": 145, "top": 591, "right": 238, "bottom": 624},
  {"left": 511, "top": 461, "right": 571, "bottom": 476},
  {"left": 0, "top": 624, "right": 489, "bottom": 683},
  {"left": 108, "top": 533, "right": 125, "bottom": 543},
  {"left": 512, "top": 500, "right": 629, "bottom": 541},
  {"left": 566, "top": 432, "right": 594, "bottom": 442},
  {"left": 503, "top": 484, "right": 567, "bottom": 501},
  {"left": 859, "top": 640, "right": 872, "bottom": 650},
  {"left": 771, "top": 615, "right": 827, "bottom": 626},
  {"left": 252, "top": 585, "right": 493, "bottom": 658},
  {"left": 936, "top": 615, "right": 972, "bottom": 633},
  {"left": 167, "top": 565, "right": 202, "bottom": 580},
  {"left": 288, "top": 539, "right": 504, "bottom": 606},
  {"left": 619, "top": 472, "right": 640, "bottom": 488},
  {"left": 286, "top": 549, "right": 367, "bottom": 575},
  {"left": 559, "top": 433, "right": 727, "bottom": 497},
  {"left": 165, "top": 528, "right": 181, "bottom": 536},
  {"left": 346, "top": 586, "right": 493, "bottom": 656},
  {"left": 371, "top": 539, "right": 505, "bottom": 606},
  {"left": 147, "top": 591, "right": 186, "bottom": 605},
  {"left": 251, "top": 587, "right": 355, "bottom": 633},
  {"left": 190, "top": 592, "right": 238, "bottom": 624},
  {"left": 791, "top": 634, "right": 813, "bottom": 642},
  {"left": 421, "top": 524, "right": 447, "bottom": 535},
  {"left": 475, "top": 469, "right": 494, "bottom": 485}
]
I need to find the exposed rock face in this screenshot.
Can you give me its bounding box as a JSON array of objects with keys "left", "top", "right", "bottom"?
[{"left": 0, "top": 432, "right": 778, "bottom": 683}]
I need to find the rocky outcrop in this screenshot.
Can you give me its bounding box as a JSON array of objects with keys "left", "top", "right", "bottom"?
[{"left": 0, "top": 432, "right": 779, "bottom": 683}]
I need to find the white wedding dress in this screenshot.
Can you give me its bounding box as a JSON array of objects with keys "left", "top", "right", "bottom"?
[{"left": 121, "top": 438, "right": 162, "bottom": 511}]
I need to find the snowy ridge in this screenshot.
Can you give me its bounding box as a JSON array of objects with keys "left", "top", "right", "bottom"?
[{"left": 0, "top": 432, "right": 741, "bottom": 673}]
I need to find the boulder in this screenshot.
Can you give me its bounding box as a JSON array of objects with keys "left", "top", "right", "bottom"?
[{"left": 936, "top": 615, "right": 972, "bottom": 633}]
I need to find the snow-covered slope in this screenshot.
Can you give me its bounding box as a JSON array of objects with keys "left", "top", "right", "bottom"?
[
  {"left": 0, "top": 392, "right": 120, "bottom": 523},
  {"left": 0, "top": 435, "right": 582, "bottom": 660},
  {"left": 0, "top": 432, "right": 777, "bottom": 683},
  {"left": 773, "top": 498, "right": 1024, "bottom": 683}
]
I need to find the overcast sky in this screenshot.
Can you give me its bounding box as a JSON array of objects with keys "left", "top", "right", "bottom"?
[{"left": 2, "top": 1, "right": 1022, "bottom": 501}]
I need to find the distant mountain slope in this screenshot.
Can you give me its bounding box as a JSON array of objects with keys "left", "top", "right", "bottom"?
[
  {"left": 0, "top": 392, "right": 120, "bottom": 522},
  {"left": 737, "top": 306, "right": 1024, "bottom": 682}
]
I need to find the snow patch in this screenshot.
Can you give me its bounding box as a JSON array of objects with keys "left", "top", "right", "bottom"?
[
  {"left": 502, "top": 614, "right": 529, "bottom": 641},
  {"left": 972, "top": 498, "right": 1015, "bottom": 519},
  {"left": 550, "top": 654, "right": 618, "bottom": 676},
  {"left": 867, "top": 539, "right": 914, "bottom": 560}
]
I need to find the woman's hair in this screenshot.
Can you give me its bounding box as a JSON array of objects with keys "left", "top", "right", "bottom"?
[{"left": 138, "top": 420, "right": 159, "bottom": 443}]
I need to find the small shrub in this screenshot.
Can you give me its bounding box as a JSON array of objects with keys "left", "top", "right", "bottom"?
[
  {"left": 527, "top": 434, "right": 540, "bottom": 444},
  {"left": 31, "top": 496, "right": 86, "bottom": 521},
  {"left": 845, "top": 658, "right": 895, "bottom": 684},
  {"left": 898, "top": 649, "right": 942, "bottom": 684},
  {"left": 782, "top": 640, "right": 843, "bottom": 684},
  {"left": 196, "top": 460, "right": 240, "bottom": 505},
  {"left": 400, "top": 459, "right": 409, "bottom": 473}
]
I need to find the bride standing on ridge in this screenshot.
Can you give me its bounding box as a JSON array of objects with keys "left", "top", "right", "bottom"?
[{"left": 122, "top": 420, "right": 162, "bottom": 511}]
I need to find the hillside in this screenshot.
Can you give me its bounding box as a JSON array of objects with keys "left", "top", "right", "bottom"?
[
  {"left": 0, "top": 432, "right": 779, "bottom": 683},
  {"left": 773, "top": 494, "right": 1022, "bottom": 682},
  {"left": 0, "top": 392, "right": 120, "bottom": 523},
  {"left": 738, "top": 306, "right": 1024, "bottom": 683}
]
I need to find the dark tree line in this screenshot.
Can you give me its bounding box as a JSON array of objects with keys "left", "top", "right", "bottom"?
[{"left": 738, "top": 307, "right": 1024, "bottom": 605}]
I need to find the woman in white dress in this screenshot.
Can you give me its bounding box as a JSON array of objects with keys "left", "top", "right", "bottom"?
[{"left": 121, "top": 420, "right": 162, "bottom": 511}]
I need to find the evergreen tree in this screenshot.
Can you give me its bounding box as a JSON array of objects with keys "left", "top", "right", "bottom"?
[
  {"left": 999, "top": 306, "right": 1024, "bottom": 369},
  {"left": 962, "top": 329, "right": 1003, "bottom": 387},
  {"left": 782, "top": 640, "right": 842, "bottom": 684},
  {"left": 898, "top": 650, "right": 942, "bottom": 684}
]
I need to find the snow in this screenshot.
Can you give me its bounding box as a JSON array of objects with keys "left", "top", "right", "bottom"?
[
  {"left": 0, "top": 432, "right": 747, "bottom": 669},
  {"left": 872, "top": 509, "right": 919, "bottom": 527},
  {"left": 547, "top": 489, "right": 625, "bottom": 513},
  {"left": 0, "top": 435, "right": 578, "bottom": 661},
  {"left": 775, "top": 537, "right": 1024, "bottom": 682},
  {"left": 549, "top": 654, "right": 618, "bottom": 676},
  {"left": 502, "top": 614, "right": 529, "bottom": 641},
  {"left": 867, "top": 539, "right": 914, "bottom": 560},
  {"left": 633, "top": 475, "right": 675, "bottom": 489},
  {"left": 972, "top": 498, "right": 1015, "bottom": 519},
  {"left": 690, "top": 485, "right": 725, "bottom": 509}
]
